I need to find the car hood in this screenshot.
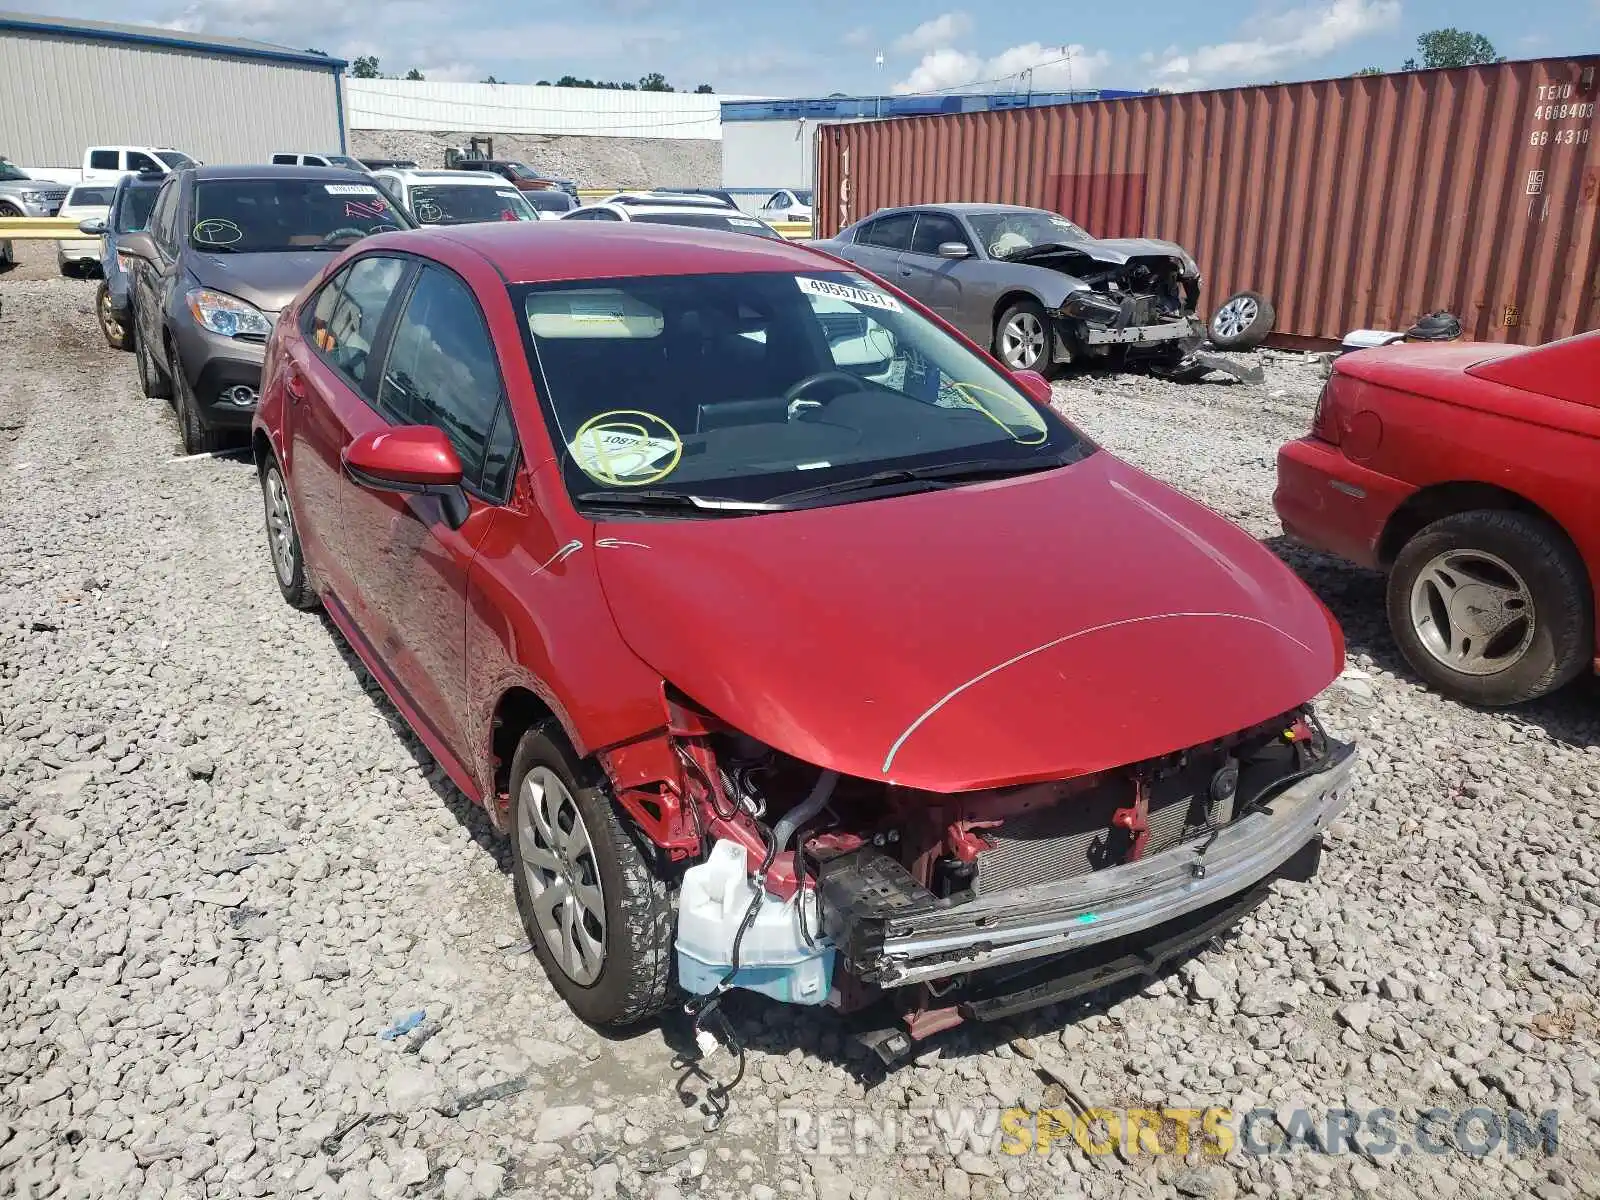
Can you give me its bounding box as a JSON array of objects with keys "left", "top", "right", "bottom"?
[
  {"left": 0, "top": 179, "right": 68, "bottom": 200},
  {"left": 1007, "top": 236, "right": 1191, "bottom": 267},
  {"left": 188, "top": 250, "right": 336, "bottom": 314},
  {"left": 595, "top": 452, "right": 1343, "bottom": 792}
]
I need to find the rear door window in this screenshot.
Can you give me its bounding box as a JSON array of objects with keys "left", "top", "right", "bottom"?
[
  {"left": 271, "top": 154, "right": 297, "bottom": 165},
  {"left": 88, "top": 150, "right": 118, "bottom": 171},
  {"left": 126, "top": 151, "right": 159, "bottom": 173},
  {"left": 377, "top": 265, "right": 508, "bottom": 494},
  {"left": 857, "top": 212, "right": 915, "bottom": 250}
]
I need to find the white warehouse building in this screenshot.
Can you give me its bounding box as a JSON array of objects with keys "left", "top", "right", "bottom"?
[{"left": 0, "top": 11, "right": 348, "bottom": 170}]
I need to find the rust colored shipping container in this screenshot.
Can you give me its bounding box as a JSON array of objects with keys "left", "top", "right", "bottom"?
[{"left": 815, "top": 59, "right": 1600, "bottom": 347}]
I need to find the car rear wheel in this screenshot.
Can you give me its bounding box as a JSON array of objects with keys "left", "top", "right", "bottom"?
[
  {"left": 1209, "top": 290, "right": 1275, "bottom": 350},
  {"left": 508, "top": 722, "right": 674, "bottom": 1028},
  {"left": 994, "top": 299, "right": 1052, "bottom": 374},
  {"left": 134, "top": 324, "right": 171, "bottom": 400},
  {"left": 97, "top": 282, "right": 131, "bottom": 351},
  {"left": 169, "top": 345, "right": 227, "bottom": 456},
  {"left": 1387, "top": 510, "right": 1592, "bottom": 706},
  {"left": 260, "top": 458, "right": 319, "bottom": 610}
]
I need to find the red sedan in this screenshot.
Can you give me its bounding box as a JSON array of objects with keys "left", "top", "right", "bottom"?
[
  {"left": 252, "top": 222, "right": 1351, "bottom": 1045},
  {"left": 1276, "top": 331, "right": 1598, "bottom": 707}
]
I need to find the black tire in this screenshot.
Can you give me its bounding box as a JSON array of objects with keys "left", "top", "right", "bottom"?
[
  {"left": 508, "top": 722, "right": 674, "bottom": 1028},
  {"left": 0, "top": 241, "right": 13, "bottom": 272},
  {"left": 170, "top": 345, "right": 227, "bottom": 455},
  {"left": 96, "top": 281, "right": 132, "bottom": 351},
  {"left": 1209, "top": 290, "right": 1275, "bottom": 350},
  {"left": 134, "top": 323, "right": 171, "bottom": 400},
  {"left": 992, "top": 298, "right": 1054, "bottom": 375},
  {"left": 0, "top": 202, "right": 20, "bottom": 218},
  {"left": 259, "top": 457, "right": 319, "bottom": 611},
  {"left": 59, "top": 260, "right": 76, "bottom": 278},
  {"left": 1386, "top": 510, "right": 1593, "bottom": 706}
]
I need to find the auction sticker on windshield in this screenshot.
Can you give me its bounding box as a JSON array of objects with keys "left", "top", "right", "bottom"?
[
  {"left": 797, "top": 277, "right": 902, "bottom": 312},
  {"left": 324, "top": 184, "right": 379, "bottom": 195}
]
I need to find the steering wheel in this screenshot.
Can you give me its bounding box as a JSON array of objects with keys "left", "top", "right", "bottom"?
[
  {"left": 321, "top": 227, "right": 369, "bottom": 245},
  {"left": 783, "top": 370, "right": 861, "bottom": 413}
]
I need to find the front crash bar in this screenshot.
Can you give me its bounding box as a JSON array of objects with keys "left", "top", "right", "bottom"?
[
  {"left": 1082, "top": 316, "right": 1203, "bottom": 346},
  {"left": 873, "top": 741, "right": 1355, "bottom": 986}
]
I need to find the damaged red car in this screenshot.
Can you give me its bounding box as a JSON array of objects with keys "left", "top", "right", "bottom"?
[{"left": 251, "top": 221, "right": 1354, "bottom": 1052}]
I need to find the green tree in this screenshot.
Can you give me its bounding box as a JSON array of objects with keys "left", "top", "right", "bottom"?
[
  {"left": 1412, "top": 28, "right": 1503, "bottom": 69},
  {"left": 404, "top": 67, "right": 425, "bottom": 80},
  {"left": 1352, "top": 66, "right": 1383, "bottom": 76},
  {"left": 351, "top": 55, "right": 381, "bottom": 78},
  {"left": 694, "top": 83, "right": 714, "bottom": 94},
  {"left": 638, "top": 72, "right": 674, "bottom": 92},
  {"left": 304, "top": 47, "right": 328, "bottom": 56},
  {"left": 482, "top": 74, "right": 503, "bottom": 84}
]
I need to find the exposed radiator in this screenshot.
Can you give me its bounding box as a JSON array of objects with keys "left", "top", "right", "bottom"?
[{"left": 974, "top": 769, "right": 1233, "bottom": 896}]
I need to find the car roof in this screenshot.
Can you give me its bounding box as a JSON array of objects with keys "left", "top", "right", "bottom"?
[
  {"left": 864, "top": 202, "right": 1044, "bottom": 219},
  {"left": 190, "top": 164, "right": 374, "bottom": 182},
  {"left": 606, "top": 191, "right": 730, "bottom": 208},
  {"left": 411, "top": 221, "right": 830, "bottom": 283},
  {"left": 384, "top": 169, "right": 517, "bottom": 185}
]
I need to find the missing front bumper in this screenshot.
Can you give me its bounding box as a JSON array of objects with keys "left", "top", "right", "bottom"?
[
  {"left": 821, "top": 740, "right": 1354, "bottom": 987},
  {"left": 1082, "top": 316, "right": 1203, "bottom": 346}
]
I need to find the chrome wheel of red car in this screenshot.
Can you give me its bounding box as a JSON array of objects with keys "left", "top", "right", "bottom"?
[
  {"left": 1407, "top": 548, "right": 1535, "bottom": 676},
  {"left": 518, "top": 766, "right": 607, "bottom": 985}
]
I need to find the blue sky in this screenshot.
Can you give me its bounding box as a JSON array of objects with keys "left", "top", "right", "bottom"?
[{"left": 25, "top": 1, "right": 1599, "bottom": 95}]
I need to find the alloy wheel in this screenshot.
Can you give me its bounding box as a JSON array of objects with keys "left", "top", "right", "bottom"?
[
  {"left": 1408, "top": 548, "right": 1536, "bottom": 676},
  {"left": 100, "top": 290, "right": 123, "bottom": 344},
  {"left": 517, "top": 766, "right": 607, "bottom": 985},
  {"left": 264, "top": 468, "right": 297, "bottom": 586},
  {"left": 1001, "top": 311, "right": 1045, "bottom": 369},
  {"left": 1213, "top": 295, "right": 1259, "bottom": 340}
]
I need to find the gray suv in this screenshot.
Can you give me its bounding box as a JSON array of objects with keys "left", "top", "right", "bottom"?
[
  {"left": 0, "top": 154, "right": 69, "bottom": 217},
  {"left": 123, "top": 165, "right": 413, "bottom": 453}
]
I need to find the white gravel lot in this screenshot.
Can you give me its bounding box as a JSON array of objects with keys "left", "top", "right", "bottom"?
[{"left": 2, "top": 253, "right": 1597, "bottom": 1200}]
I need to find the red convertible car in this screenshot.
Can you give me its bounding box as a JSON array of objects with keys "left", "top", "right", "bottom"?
[
  {"left": 252, "top": 222, "right": 1352, "bottom": 1049},
  {"left": 1276, "top": 331, "right": 1598, "bottom": 707}
]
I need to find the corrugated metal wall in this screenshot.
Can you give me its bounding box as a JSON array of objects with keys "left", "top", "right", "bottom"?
[
  {"left": 346, "top": 81, "right": 759, "bottom": 140},
  {"left": 0, "top": 29, "right": 342, "bottom": 167},
  {"left": 817, "top": 59, "right": 1600, "bottom": 346}
]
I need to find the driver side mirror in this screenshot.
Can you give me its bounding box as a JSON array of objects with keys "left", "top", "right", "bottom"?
[
  {"left": 78, "top": 217, "right": 107, "bottom": 236},
  {"left": 1012, "top": 369, "right": 1054, "bottom": 407},
  {"left": 937, "top": 241, "right": 970, "bottom": 260},
  {"left": 342, "top": 426, "right": 471, "bottom": 529},
  {"left": 117, "top": 231, "right": 157, "bottom": 262}
]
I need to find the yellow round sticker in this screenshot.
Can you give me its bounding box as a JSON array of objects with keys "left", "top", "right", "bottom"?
[{"left": 571, "top": 410, "right": 684, "bottom": 486}]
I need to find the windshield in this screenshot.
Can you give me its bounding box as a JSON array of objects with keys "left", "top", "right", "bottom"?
[
  {"left": 967, "top": 209, "right": 1090, "bottom": 258},
  {"left": 503, "top": 163, "right": 538, "bottom": 180},
  {"left": 632, "top": 212, "right": 782, "bottom": 239},
  {"left": 515, "top": 270, "right": 1086, "bottom": 511},
  {"left": 410, "top": 184, "right": 534, "bottom": 225},
  {"left": 189, "top": 178, "right": 407, "bottom": 252},
  {"left": 527, "top": 191, "right": 574, "bottom": 213},
  {"left": 326, "top": 156, "right": 365, "bottom": 170},
  {"left": 156, "top": 151, "right": 196, "bottom": 170},
  {"left": 0, "top": 157, "right": 28, "bottom": 181},
  {"left": 68, "top": 186, "right": 116, "bottom": 207},
  {"left": 793, "top": 191, "right": 813, "bottom": 204},
  {"left": 116, "top": 184, "right": 161, "bottom": 232}
]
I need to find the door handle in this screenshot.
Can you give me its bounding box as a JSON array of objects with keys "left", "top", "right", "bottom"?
[{"left": 285, "top": 372, "right": 306, "bottom": 403}]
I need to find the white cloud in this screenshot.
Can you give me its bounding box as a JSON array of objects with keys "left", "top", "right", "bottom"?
[
  {"left": 841, "top": 26, "right": 874, "bottom": 49},
  {"left": 893, "top": 12, "right": 973, "bottom": 56},
  {"left": 1151, "top": 0, "right": 1401, "bottom": 90},
  {"left": 895, "top": 42, "right": 1108, "bottom": 94}
]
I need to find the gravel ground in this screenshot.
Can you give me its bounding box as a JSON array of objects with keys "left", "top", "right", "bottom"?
[{"left": 2, "top": 257, "right": 1597, "bottom": 1200}]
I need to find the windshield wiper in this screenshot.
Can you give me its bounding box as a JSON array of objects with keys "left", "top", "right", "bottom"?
[
  {"left": 575, "top": 489, "right": 785, "bottom": 513},
  {"left": 770, "top": 454, "right": 1072, "bottom": 505}
]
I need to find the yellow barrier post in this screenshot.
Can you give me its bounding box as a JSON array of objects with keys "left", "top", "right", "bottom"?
[{"left": 0, "top": 216, "right": 90, "bottom": 239}]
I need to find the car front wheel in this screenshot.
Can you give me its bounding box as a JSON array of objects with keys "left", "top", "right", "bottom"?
[
  {"left": 1387, "top": 510, "right": 1593, "bottom": 706},
  {"left": 508, "top": 722, "right": 674, "bottom": 1028},
  {"left": 994, "top": 299, "right": 1052, "bottom": 374}
]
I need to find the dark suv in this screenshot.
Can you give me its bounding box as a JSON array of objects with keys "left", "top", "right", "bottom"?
[
  {"left": 123, "top": 165, "right": 413, "bottom": 453},
  {"left": 81, "top": 170, "right": 166, "bottom": 350},
  {"left": 451, "top": 159, "right": 578, "bottom": 198}
]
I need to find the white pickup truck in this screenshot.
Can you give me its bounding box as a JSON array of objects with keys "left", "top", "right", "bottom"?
[{"left": 20, "top": 145, "right": 200, "bottom": 185}]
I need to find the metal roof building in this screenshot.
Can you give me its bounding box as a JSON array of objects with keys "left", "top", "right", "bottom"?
[
  {"left": 719, "top": 90, "right": 1145, "bottom": 191},
  {"left": 0, "top": 11, "right": 348, "bottom": 169}
]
